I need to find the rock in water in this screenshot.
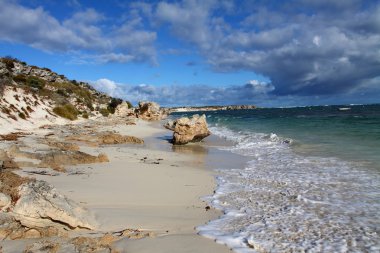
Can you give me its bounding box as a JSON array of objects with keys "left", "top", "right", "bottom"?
[
  {"left": 167, "top": 114, "right": 211, "bottom": 145},
  {"left": 136, "top": 101, "right": 167, "bottom": 120},
  {"left": 12, "top": 180, "right": 97, "bottom": 230}
]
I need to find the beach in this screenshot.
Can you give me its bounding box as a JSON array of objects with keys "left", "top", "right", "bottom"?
[{"left": 0, "top": 118, "right": 232, "bottom": 252}]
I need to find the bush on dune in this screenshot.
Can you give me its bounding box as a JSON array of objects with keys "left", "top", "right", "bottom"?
[{"left": 53, "top": 104, "right": 79, "bottom": 120}]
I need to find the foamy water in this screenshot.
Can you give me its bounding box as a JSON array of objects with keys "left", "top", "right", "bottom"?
[{"left": 198, "top": 127, "right": 380, "bottom": 252}]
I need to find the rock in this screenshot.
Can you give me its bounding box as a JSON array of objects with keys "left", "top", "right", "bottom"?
[
  {"left": 98, "top": 133, "right": 144, "bottom": 145},
  {"left": 0, "top": 170, "right": 31, "bottom": 203},
  {"left": 0, "top": 193, "right": 11, "bottom": 211},
  {"left": 24, "top": 228, "right": 41, "bottom": 238},
  {"left": 0, "top": 62, "right": 9, "bottom": 76},
  {"left": 114, "top": 102, "right": 136, "bottom": 118},
  {"left": 0, "top": 150, "right": 20, "bottom": 170},
  {"left": 44, "top": 140, "right": 80, "bottom": 151},
  {"left": 13, "top": 180, "right": 97, "bottom": 230},
  {"left": 164, "top": 120, "right": 175, "bottom": 131},
  {"left": 24, "top": 241, "right": 62, "bottom": 253},
  {"left": 167, "top": 114, "right": 211, "bottom": 145},
  {"left": 39, "top": 150, "right": 109, "bottom": 172},
  {"left": 136, "top": 101, "right": 167, "bottom": 121}
]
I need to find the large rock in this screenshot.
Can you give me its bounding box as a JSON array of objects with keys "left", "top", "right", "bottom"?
[
  {"left": 136, "top": 101, "right": 167, "bottom": 121},
  {"left": 165, "top": 114, "right": 211, "bottom": 145},
  {"left": 12, "top": 180, "right": 97, "bottom": 230},
  {"left": 114, "top": 102, "right": 136, "bottom": 118}
]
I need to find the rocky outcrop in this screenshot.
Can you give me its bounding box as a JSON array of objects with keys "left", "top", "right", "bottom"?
[
  {"left": 136, "top": 101, "right": 167, "bottom": 121},
  {"left": 98, "top": 133, "right": 144, "bottom": 145},
  {"left": 66, "top": 132, "right": 144, "bottom": 147},
  {"left": 44, "top": 140, "right": 80, "bottom": 151},
  {"left": 11, "top": 62, "right": 68, "bottom": 83},
  {"left": 114, "top": 102, "right": 136, "bottom": 118},
  {"left": 165, "top": 114, "right": 211, "bottom": 145},
  {"left": 38, "top": 150, "right": 109, "bottom": 172},
  {"left": 12, "top": 180, "right": 96, "bottom": 230}
]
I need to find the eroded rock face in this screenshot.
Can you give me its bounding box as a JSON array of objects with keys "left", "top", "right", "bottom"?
[
  {"left": 166, "top": 114, "right": 211, "bottom": 145},
  {"left": 136, "top": 101, "right": 167, "bottom": 121},
  {"left": 12, "top": 180, "right": 97, "bottom": 230}
]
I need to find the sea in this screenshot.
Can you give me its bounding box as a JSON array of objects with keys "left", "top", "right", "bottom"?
[{"left": 171, "top": 104, "right": 380, "bottom": 253}]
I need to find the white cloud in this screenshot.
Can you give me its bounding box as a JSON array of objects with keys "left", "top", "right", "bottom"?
[
  {"left": 90, "top": 78, "right": 120, "bottom": 97},
  {"left": 89, "top": 78, "right": 275, "bottom": 106},
  {"left": 0, "top": 0, "right": 157, "bottom": 64}
]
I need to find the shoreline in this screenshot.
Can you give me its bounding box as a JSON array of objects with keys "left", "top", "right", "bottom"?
[{"left": 0, "top": 119, "right": 233, "bottom": 252}]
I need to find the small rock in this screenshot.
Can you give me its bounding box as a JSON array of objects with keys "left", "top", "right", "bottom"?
[{"left": 24, "top": 228, "right": 41, "bottom": 238}]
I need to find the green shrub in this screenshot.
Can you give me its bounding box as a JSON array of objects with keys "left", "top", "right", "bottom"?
[
  {"left": 26, "top": 76, "right": 45, "bottom": 89},
  {"left": 99, "top": 108, "right": 109, "bottom": 117},
  {"left": 13, "top": 74, "right": 27, "bottom": 83},
  {"left": 108, "top": 98, "right": 123, "bottom": 114},
  {"left": 1, "top": 56, "right": 17, "bottom": 70},
  {"left": 53, "top": 104, "right": 79, "bottom": 120},
  {"left": 57, "top": 89, "right": 68, "bottom": 97},
  {"left": 82, "top": 112, "right": 89, "bottom": 119},
  {"left": 126, "top": 101, "right": 133, "bottom": 108}
]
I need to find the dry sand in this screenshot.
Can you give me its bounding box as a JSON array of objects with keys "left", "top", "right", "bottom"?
[{"left": 12, "top": 120, "right": 231, "bottom": 252}]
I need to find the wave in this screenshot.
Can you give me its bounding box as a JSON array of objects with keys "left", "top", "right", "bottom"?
[{"left": 199, "top": 126, "right": 380, "bottom": 252}]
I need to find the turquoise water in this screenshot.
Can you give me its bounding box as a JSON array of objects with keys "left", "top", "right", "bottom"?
[
  {"left": 175, "top": 104, "right": 380, "bottom": 169},
  {"left": 172, "top": 104, "right": 380, "bottom": 252}
]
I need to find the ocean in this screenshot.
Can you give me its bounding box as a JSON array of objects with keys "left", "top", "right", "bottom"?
[{"left": 171, "top": 104, "right": 380, "bottom": 252}]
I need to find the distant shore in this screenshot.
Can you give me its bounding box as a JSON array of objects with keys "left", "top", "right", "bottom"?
[{"left": 167, "top": 104, "right": 256, "bottom": 113}]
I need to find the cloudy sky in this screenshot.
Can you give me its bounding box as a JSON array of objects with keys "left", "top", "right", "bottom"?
[{"left": 0, "top": 0, "right": 379, "bottom": 107}]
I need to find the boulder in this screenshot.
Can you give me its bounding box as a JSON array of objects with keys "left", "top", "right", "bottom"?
[
  {"left": 166, "top": 114, "right": 211, "bottom": 145},
  {"left": 12, "top": 180, "right": 97, "bottom": 230},
  {"left": 114, "top": 102, "right": 136, "bottom": 118},
  {"left": 136, "top": 101, "right": 167, "bottom": 121}
]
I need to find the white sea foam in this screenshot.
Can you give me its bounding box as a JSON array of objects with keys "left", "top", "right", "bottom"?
[{"left": 199, "top": 126, "right": 380, "bottom": 252}]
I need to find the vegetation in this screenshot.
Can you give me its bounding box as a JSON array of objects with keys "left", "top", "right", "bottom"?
[
  {"left": 1, "top": 57, "right": 126, "bottom": 121},
  {"left": 0, "top": 77, "right": 9, "bottom": 97},
  {"left": 107, "top": 98, "right": 123, "bottom": 114},
  {"left": 126, "top": 101, "right": 133, "bottom": 108},
  {"left": 82, "top": 112, "right": 89, "bottom": 119},
  {"left": 53, "top": 104, "right": 79, "bottom": 120},
  {"left": 99, "top": 108, "right": 110, "bottom": 117}
]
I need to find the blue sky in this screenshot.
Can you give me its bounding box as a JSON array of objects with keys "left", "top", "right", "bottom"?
[{"left": 0, "top": 0, "right": 379, "bottom": 107}]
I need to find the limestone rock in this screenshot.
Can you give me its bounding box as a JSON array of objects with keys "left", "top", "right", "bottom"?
[
  {"left": 44, "top": 140, "right": 80, "bottom": 151},
  {"left": 0, "top": 193, "right": 11, "bottom": 211},
  {"left": 13, "top": 180, "right": 97, "bottom": 230},
  {"left": 114, "top": 102, "right": 136, "bottom": 118},
  {"left": 98, "top": 133, "right": 144, "bottom": 145},
  {"left": 167, "top": 114, "right": 211, "bottom": 145},
  {"left": 136, "top": 101, "right": 167, "bottom": 121},
  {"left": 38, "top": 150, "right": 109, "bottom": 172}
]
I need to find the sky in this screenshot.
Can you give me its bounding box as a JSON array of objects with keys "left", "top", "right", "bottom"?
[{"left": 0, "top": 0, "right": 379, "bottom": 107}]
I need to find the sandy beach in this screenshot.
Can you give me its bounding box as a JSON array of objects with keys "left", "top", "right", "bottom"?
[{"left": 0, "top": 118, "right": 232, "bottom": 253}]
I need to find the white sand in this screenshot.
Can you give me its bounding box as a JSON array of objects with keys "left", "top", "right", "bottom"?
[{"left": 19, "top": 120, "right": 231, "bottom": 252}]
